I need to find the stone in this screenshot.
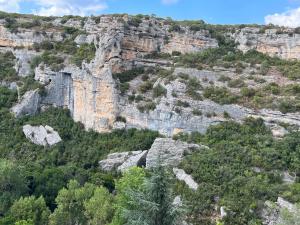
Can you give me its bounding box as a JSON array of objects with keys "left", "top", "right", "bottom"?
[
  {"left": 117, "top": 150, "right": 148, "bottom": 172},
  {"left": 146, "top": 138, "right": 207, "bottom": 168},
  {"left": 99, "top": 151, "right": 146, "bottom": 172},
  {"left": 262, "top": 197, "right": 300, "bottom": 225},
  {"left": 11, "top": 89, "right": 40, "bottom": 118},
  {"left": 271, "top": 125, "right": 289, "bottom": 138},
  {"left": 282, "top": 171, "right": 296, "bottom": 184},
  {"left": 173, "top": 196, "right": 183, "bottom": 207},
  {"left": 232, "top": 27, "right": 300, "bottom": 60},
  {"left": 220, "top": 206, "right": 227, "bottom": 219},
  {"left": 23, "top": 125, "right": 62, "bottom": 146},
  {"left": 173, "top": 168, "right": 199, "bottom": 190},
  {"left": 112, "top": 121, "right": 126, "bottom": 130}
]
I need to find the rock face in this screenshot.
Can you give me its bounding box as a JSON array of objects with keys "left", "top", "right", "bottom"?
[
  {"left": 23, "top": 125, "right": 62, "bottom": 146},
  {"left": 99, "top": 138, "right": 209, "bottom": 171},
  {"left": 233, "top": 27, "right": 300, "bottom": 60},
  {"left": 146, "top": 138, "right": 206, "bottom": 168},
  {"left": 173, "top": 168, "right": 198, "bottom": 190},
  {"left": 99, "top": 151, "right": 147, "bottom": 172},
  {"left": 4, "top": 15, "right": 300, "bottom": 136},
  {"left": 11, "top": 89, "right": 40, "bottom": 118},
  {"left": 262, "top": 197, "right": 300, "bottom": 225}
]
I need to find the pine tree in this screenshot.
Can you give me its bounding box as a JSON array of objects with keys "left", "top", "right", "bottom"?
[{"left": 122, "top": 164, "right": 183, "bottom": 225}]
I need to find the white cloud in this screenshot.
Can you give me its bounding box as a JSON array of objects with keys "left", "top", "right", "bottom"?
[
  {"left": 0, "top": 0, "right": 108, "bottom": 16},
  {"left": 0, "top": 0, "right": 21, "bottom": 12},
  {"left": 265, "top": 7, "right": 300, "bottom": 28},
  {"left": 161, "top": 0, "right": 179, "bottom": 5},
  {"left": 34, "top": 2, "right": 108, "bottom": 16}
]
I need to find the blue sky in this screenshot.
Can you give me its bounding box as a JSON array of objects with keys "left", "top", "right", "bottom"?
[{"left": 2, "top": 0, "right": 300, "bottom": 27}]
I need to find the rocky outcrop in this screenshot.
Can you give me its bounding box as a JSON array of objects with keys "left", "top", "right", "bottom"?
[
  {"left": 262, "top": 197, "right": 300, "bottom": 225},
  {"left": 146, "top": 138, "right": 207, "bottom": 168},
  {"left": 99, "top": 150, "right": 147, "bottom": 172},
  {"left": 23, "top": 125, "right": 62, "bottom": 146},
  {"left": 4, "top": 15, "right": 300, "bottom": 136},
  {"left": 11, "top": 89, "right": 40, "bottom": 118},
  {"left": 117, "top": 151, "right": 148, "bottom": 172},
  {"left": 233, "top": 27, "right": 300, "bottom": 60},
  {"left": 0, "top": 24, "right": 63, "bottom": 48},
  {"left": 173, "top": 168, "right": 198, "bottom": 190},
  {"left": 99, "top": 138, "right": 208, "bottom": 171}
]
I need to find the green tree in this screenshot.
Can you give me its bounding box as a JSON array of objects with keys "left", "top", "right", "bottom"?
[
  {"left": 84, "top": 186, "right": 113, "bottom": 225},
  {"left": 15, "top": 220, "right": 34, "bottom": 225},
  {"left": 111, "top": 167, "right": 146, "bottom": 225},
  {"left": 49, "top": 180, "right": 95, "bottom": 225},
  {"left": 9, "top": 196, "right": 50, "bottom": 225},
  {"left": 49, "top": 180, "right": 113, "bottom": 225},
  {"left": 122, "top": 165, "right": 183, "bottom": 225},
  {"left": 0, "top": 159, "right": 28, "bottom": 215}
]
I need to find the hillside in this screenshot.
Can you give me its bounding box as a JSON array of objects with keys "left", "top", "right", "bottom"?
[{"left": 0, "top": 11, "right": 300, "bottom": 225}]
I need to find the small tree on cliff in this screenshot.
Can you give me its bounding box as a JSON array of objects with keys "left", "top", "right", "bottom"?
[{"left": 122, "top": 164, "right": 183, "bottom": 225}]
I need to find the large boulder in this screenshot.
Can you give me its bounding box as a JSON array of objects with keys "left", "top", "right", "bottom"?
[
  {"left": 11, "top": 89, "right": 40, "bottom": 118},
  {"left": 146, "top": 138, "right": 208, "bottom": 168},
  {"left": 173, "top": 168, "right": 198, "bottom": 190},
  {"left": 99, "top": 151, "right": 147, "bottom": 172},
  {"left": 23, "top": 125, "right": 62, "bottom": 146}
]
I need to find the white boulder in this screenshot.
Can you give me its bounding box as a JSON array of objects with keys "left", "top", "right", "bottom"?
[
  {"left": 173, "top": 168, "right": 199, "bottom": 190},
  {"left": 23, "top": 125, "right": 62, "bottom": 146}
]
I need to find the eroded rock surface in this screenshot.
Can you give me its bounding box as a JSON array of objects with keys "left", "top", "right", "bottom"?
[
  {"left": 11, "top": 89, "right": 40, "bottom": 118},
  {"left": 262, "top": 197, "right": 300, "bottom": 225},
  {"left": 23, "top": 125, "right": 62, "bottom": 146},
  {"left": 146, "top": 138, "right": 207, "bottom": 168},
  {"left": 99, "top": 151, "right": 147, "bottom": 172},
  {"left": 173, "top": 168, "right": 198, "bottom": 190}
]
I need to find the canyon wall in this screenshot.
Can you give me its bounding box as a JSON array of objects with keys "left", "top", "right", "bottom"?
[{"left": 3, "top": 15, "right": 300, "bottom": 135}]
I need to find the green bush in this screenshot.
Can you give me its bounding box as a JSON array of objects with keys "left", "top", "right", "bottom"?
[
  {"left": 203, "top": 86, "right": 239, "bottom": 105},
  {"left": 139, "top": 80, "right": 154, "bottom": 93},
  {"left": 0, "top": 51, "right": 18, "bottom": 81},
  {"left": 113, "top": 68, "right": 145, "bottom": 83},
  {"left": 137, "top": 102, "right": 156, "bottom": 112},
  {"left": 71, "top": 43, "right": 96, "bottom": 67},
  {"left": 176, "top": 100, "right": 190, "bottom": 108},
  {"left": 153, "top": 84, "right": 167, "bottom": 98},
  {"left": 227, "top": 78, "right": 245, "bottom": 88}
]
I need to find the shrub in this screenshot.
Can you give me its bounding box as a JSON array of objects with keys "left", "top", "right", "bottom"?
[
  {"left": 228, "top": 78, "right": 245, "bottom": 88},
  {"left": 0, "top": 51, "right": 18, "bottom": 81},
  {"left": 186, "top": 77, "right": 202, "bottom": 100},
  {"left": 113, "top": 68, "right": 145, "bottom": 83},
  {"left": 139, "top": 81, "right": 154, "bottom": 93},
  {"left": 153, "top": 84, "right": 167, "bottom": 98},
  {"left": 137, "top": 102, "right": 156, "bottom": 113},
  {"left": 120, "top": 83, "right": 130, "bottom": 95},
  {"left": 71, "top": 43, "right": 96, "bottom": 67},
  {"left": 203, "top": 86, "right": 238, "bottom": 105},
  {"left": 218, "top": 75, "right": 232, "bottom": 82},
  {"left": 169, "top": 24, "right": 181, "bottom": 32},
  {"left": 241, "top": 87, "right": 256, "bottom": 98},
  {"left": 192, "top": 109, "right": 202, "bottom": 116},
  {"left": 176, "top": 100, "right": 190, "bottom": 108},
  {"left": 128, "top": 17, "right": 142, "bottom": 27}
]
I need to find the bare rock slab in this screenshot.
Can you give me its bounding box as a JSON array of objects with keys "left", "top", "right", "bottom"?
[
  {"left": 146, "top": 138, "right": 208, "bottom": 168},
  {"left": 173, "top": 168, "right": 199, "bottom": 190},
  {"left": 23, "top": 125, "right": 62, "bottom": 146},
  {"left": 11, "top": 89, "right": 40, "bottom": 118},
  {"left": 99, "top": 151, "right": 147, "bottom": 172}
]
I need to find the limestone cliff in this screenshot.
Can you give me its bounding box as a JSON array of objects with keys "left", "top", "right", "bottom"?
[{"left": 3, "top": 14, "right": 300, "bottom": 135}]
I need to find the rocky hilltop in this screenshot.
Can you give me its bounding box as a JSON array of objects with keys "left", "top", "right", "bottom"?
[{"left": 2, "top": 13, "right": 300, "bottom": 136}]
